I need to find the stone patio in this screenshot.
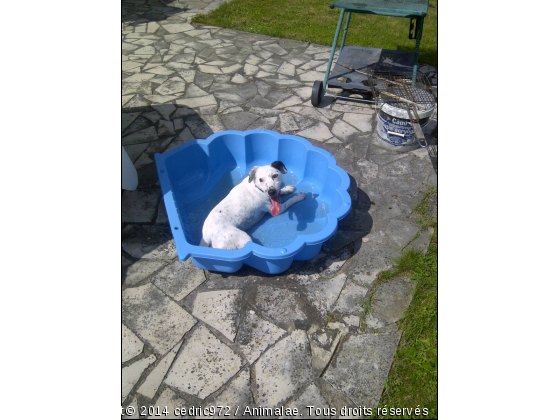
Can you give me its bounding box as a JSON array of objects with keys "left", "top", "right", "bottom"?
[{"left": 122, "top": 0, "right": 437, "bottom": 418}]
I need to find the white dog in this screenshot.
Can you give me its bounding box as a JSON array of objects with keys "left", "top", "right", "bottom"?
[{"left": 199, "top": 161, "right": 306, "bottom": 250}]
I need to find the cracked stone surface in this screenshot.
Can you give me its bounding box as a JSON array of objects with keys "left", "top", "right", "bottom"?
[
  {"left": 152, "top": 259, "right": 206, "bottom": 301},
  {"left": 323, "top": 331, "right": 402, "bottom": 408},
  {"left": 281, "top": 383, "right": 331, "bottom": 419},
  {"left": 122, "top": 0, "right": 437, "bottom": 412},
  {"left": 365, "top": 276, "right": 416, "bottom": 330},
  {"left": 122, "top": 284, "right": 197, "bottom": 355},
  {"left": 165, "top": 325, "right": 243, "bottom": 399},
  {"left": 237, "top": 310, "right": 286, "bottom": 364},
  {"left": 192, "top": 289, "right": 242, "bottom": 341},
  {"left": 254, "top": 329, "right": 313, "bottom": 407},
  {"left": 137, "top": 340, "right": 182, "bottom": 399},
  {"left": 122, "top": 323, "right": 144, "bottom": 363},
  {"left": 201, "top": 368, "right": 253, "bottom": 419},
  {"left": 122, "top": 354, "right": 156, "bottom": 403}
]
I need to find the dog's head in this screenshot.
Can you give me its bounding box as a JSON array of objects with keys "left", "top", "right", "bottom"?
[{"left": 248, "top": 161, "right": 287, "bottom": 216}]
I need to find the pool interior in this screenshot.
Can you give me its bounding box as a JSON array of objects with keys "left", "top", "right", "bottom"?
[{"left": 164, "top": 133, "right": 344, "bottom": 249}]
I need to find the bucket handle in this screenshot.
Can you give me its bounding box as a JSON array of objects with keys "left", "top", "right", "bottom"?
[{"left": 387, "top": 131, "right": 405, "bottom": 138}]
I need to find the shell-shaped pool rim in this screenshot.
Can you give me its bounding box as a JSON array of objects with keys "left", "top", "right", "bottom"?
[{"left": 155, "top": 129, "right": 352, "bottom": 274}]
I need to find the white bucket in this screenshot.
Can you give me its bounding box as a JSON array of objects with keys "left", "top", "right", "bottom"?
[{"left": 375, "top": 102, "right": 435, "bottom": 152}]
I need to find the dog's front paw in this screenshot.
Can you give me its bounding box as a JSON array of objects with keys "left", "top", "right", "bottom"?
[
  {"left": 294, "top": 192, "right": 306, "bottom": 202},
  {"left": 282, "top": 185, "right": 295, "bottom": 195}
]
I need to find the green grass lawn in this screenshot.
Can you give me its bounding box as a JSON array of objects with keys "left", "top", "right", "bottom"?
[
  {"left": 193, "top": 0, "right": 437, "bottom": 66},
  {"left": 367, "top": 189, "right": 438, "bottom": 419}
]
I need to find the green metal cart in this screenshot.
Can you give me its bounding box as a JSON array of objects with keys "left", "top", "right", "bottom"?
[{"left": 311, "top": 0, "right": 430, "bottom": 107}]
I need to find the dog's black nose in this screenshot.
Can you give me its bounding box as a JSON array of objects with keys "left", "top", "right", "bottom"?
[{"left": 268, "top": 188, "right": 277, "bottom": 197}]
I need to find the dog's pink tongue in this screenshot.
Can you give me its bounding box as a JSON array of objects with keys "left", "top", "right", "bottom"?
[{"left": 270, "top": 195, "right": 281, "bottom": 216}]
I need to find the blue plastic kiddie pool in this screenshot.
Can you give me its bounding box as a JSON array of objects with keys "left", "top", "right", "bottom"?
[{"left": 155, "top": 130, "right": 351, "bottom": 274}]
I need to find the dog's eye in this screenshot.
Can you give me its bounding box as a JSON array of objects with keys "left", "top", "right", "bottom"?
[
  {"left": 272, "top": 174, "right": 278, "bottom": 179},
  {"left": 259, "top": 178, "right": 264, "bottom": 182}
]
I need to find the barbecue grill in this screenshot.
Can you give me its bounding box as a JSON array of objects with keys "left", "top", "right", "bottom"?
[{"left": 311, "top": 0, "right": 430, "bottom": 107}]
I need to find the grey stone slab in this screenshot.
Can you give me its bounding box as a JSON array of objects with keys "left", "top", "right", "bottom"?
[
  {"left": 331, "top": 119, "right": 359, "bottom": 141},
  {"left": 202, "top": 368, "right": 253, "bottom": 419},
  {"left": 315, "top": 379, "right": 361, "bottom": 419},
  {"left": 122, "top": 323, "right": 144, "bottom": 363},
  {"left": 288, "top": 249, "right": 351, "bottom": 285},
  {"left": 347, "top": 233, "right": 400, "bottom": 286},
  {"left": 123, "top": 259, "right": 169, "bottom": 288},
  {"left": 220, "top": 111, "right": 259, "bottom": 131},
  {"left": 155, "top": 77, "right": 186, "bottom": 95},
  {"left": 342, "top": 113, "right": 373, "bottom": 132},
  {"left": 122, "top": 80, "right": 151, "bottom": 97},
  {"left": 273, "top": 95, "right": 302, "bottom": 109},
  {"left": 365, "top": 276, "right": 416, "bottom": 330},
  {"left": 122, "top": 225, "right": 177, "bottom": 260},
  {"left": 122, "top": 115, "right": 152, "bottom": 137},
  {"left": 308, "top": 325, "right": 343, "bottom": 374},
  {"left": 238, "top": 310, "right": 286, "bottom": 364},
  {"left": 305, "top": 273, "right": 348, "bottom": 315},
  {"left": 123, "top": 143, "right": 149, "bottom": 164},
  {"left": 192, "top": 289, "right": 242, "bottom": 341},
  {"left": 149, "top": 387, "right": 191, "bottom": 419},
  {"left": 157, "top": 119, "right": 175, "bottom": 137},
  {"left": 323, "top": 331, "right": 401, "bottom": 408},
  {"left": 152, "top": 259, "right": 206, "bottom": 301},
  {"left": 254, "top": 285, "right": 308, "bottom": 325},
  {"left": 122, "top": 354, "right": 156, "bottom": 403},
  {"left": 332, "top": 282, "right": 368, "bottom": 315},
  {"left": 137, "top": 340, "right": 182, "bottom": 399},
  {"left": 246, "top": 116, "right": 278, "bottom": 131},
  {"left": 122, "top": 126, "right": 158, "bottom": 145},
  {"left": 281, "top": 383, "right": 330, "bottom": 419},
  {"left": 407, "top": 226, "right": 434, "bottom": 254},
  {"left": 254, "top": 330, "right": 313, "bottom": 407},
  {"left": 122, "top": 284, "right": 197, "bottom": 355},
  {"left": 176, "top": 94, "right": 217, "bottom": 108},
  {"left": 279, "top": 113, "right": 298, "bottom": 132},
  {"left": 297, "top": 123, "right": 332, "bottom": 142},
  {"left": 162, "top": 23, "right": 195, "bottom": 33},
  {"left": 298, "top": 107, "right": 330, "bottom": 124},
  {"left": 355, "top": 158, "right": 379, "bottom": 183},
  {"left": 145, "top": 65, "right": 175, "bottom": 75},
  {"left": 165, "top": 325, "right": 243, "bottom": 399},
  {"left": 246, "top": 95, "right": 274, "bottom": 109},
  {"left": 122, "top": 189, "right": 160, "bottom": 223},
  {"left": 385, "top": 219, "right": 421, "bottom": 249},
  {"left": 149, "top": 104, "right": 175, "bottom": 121},
  {"left": 122, "top": 112, "right": 140, "bottom": 132}
]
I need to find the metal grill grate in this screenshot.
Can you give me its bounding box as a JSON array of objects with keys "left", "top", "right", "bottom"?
[{"left": 367, "top": 70, "right": 436, "bottom": 111}]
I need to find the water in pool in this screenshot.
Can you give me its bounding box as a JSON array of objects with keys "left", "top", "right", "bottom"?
[{"left": 178, "top": 170, "right": 329, "bottom": 249}]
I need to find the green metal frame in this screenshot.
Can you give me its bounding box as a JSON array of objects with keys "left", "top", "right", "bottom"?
[{"left": 320, "top": 4, "right": 426, "bottom": 101}]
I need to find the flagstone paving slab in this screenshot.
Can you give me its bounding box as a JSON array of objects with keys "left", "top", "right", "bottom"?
[
  {"left": 137, "top": 341, "right": 182, "bottom": 399},
  {"left": 254, "top": 329, "right": 313, "bottom": 407},
  {"left": 192, "top": 289, "right": 242, "bottom": 341},
  {"left": 237, "top": 310, "right": 286, "bottom": 364},
  {"left": 122, "top": 354, "right": 156, "bottom": 403},
  {"left": 152, "top": 259, "right": 206, "bottom": 301},
  {"left": 122, "top": 0, "right": 437, "bottom": 413},
  {"left": 165, "top": 325, "right": 243, "bottom": 399},
  {"left": 122, "top": 323, "right": 144, "bottom": 363},
  {"left": 323, "top": 331, "right": 402, "bottom": 408},
  {"left": 122, "top": 284, "right": 197, "bottom": 355}
]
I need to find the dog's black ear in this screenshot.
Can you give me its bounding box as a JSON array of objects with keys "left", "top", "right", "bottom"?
[
  {"left": 248, "top": 166, "right": 258, "bottom": 183},
  {"left": 271, "top": 161, "right": 287, "bottom": 174}
]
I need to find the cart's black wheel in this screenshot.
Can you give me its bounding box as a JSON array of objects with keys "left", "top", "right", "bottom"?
[{"left": 311, "top": 81, "right": 323, "bottom": 107}]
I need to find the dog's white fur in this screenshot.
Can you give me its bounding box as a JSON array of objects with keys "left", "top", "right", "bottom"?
[{"left": 199, "top": 162, "right": 305, "bottom": 250}]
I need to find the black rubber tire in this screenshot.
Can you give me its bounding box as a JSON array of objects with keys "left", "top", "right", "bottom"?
[{"left": 311, "top": 80, "right": 323, "bottom": 107}]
